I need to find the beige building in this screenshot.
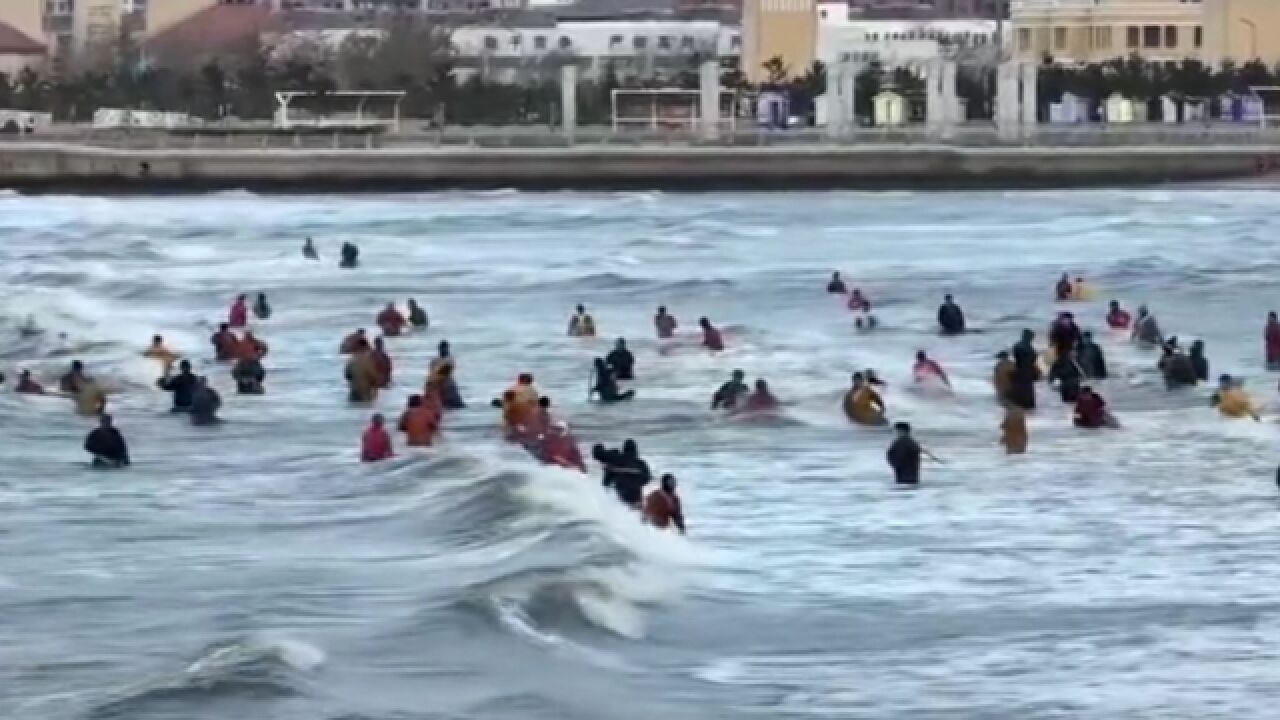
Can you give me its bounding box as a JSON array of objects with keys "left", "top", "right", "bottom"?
[
  {"left": 742, "top": 0, "right": 818, "bottom": 82},
  {"left": 145, "top": 0, "right": 222, "bottom": 40},
  {"left": 1201, "top": 0, "right": 1280, "bottom": 65},
  {"left": 1011, "top": 0, "right": 1205, "bottom": 64}
]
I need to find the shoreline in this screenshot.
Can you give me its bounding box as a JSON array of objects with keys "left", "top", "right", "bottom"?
[{"left": 3, "top": 142, "right": 1280, "bottom": 192}]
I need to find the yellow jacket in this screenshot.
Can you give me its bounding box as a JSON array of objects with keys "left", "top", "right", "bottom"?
[
  {"left": 844, "top": 386, "right": 885, "bottom": 426},
  {"left": 1217, "top": 388, "right": 1258, "bottom": 420}
]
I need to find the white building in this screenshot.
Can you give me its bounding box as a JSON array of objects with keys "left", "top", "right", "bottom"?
[{"left": 816, "top": 0, "right": 1000, "bottom": 70}]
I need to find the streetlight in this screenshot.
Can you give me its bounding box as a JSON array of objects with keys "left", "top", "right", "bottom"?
[{"left": 1239, "top": 18, "right": 1258, "bottom": 60}]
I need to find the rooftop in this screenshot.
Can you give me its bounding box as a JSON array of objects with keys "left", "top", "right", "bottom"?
[{"left": 0, "top": 20, "right": 46, "bottom": 56}]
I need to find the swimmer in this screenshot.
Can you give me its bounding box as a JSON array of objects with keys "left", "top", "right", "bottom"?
[
  {"left": 302, "top": 237, "right": 319, "bottom": 259},
  {"left": 886, "top": 422, "right": 921, "bottom": 486},
  {"left": 847, "top": 288, "right": 869, "bottom": 312},
  {"left": 361, "top": 414, "right": 394, "bottom": 462},
  {"left": 1048, "top": 312, "right": 1081, "bottom": 357},
  {"left": 1131, "top": 305, "right": 1163, "bottom": 347},
  {"left": 540, "top": 421, "right": 586, "bottom": 473},
  {"left": 568, "top": 304, "right": 596, "bottom": 338},
  {"left": 377, "top": 303, "right": 406, "bottom": 338},
  {"left": 14, "top": 369, "right": 44, "bottom": 395},
  {"left": 937, "top": 293, "right": 966, "bottom": 336},
  {"left": 912, "top": 351, "right": 951, "bottom": 389},
  {"left": 346, "top": 345, "right": 380, "bottom": 404},
  {"left": 593, "top": 439, "right": 652, "bottom": 509},
  {"left": 740, "top": 379, "right": 779, "bottom": 413},
  {"left": 231, "top": 352, "right": 265, "bottom": 395},
  {"left": 844, "top": 372, "right": 886, "bottom": 426},
  {"left": 143, "top": 335, "right": 180, "bottom": 372},
  {"left": 407, "top": 298, "right": 428, "bottom": 329},
  {"left": 429, "top": 361, "right": 465, "bottom": 410},
  {"left": 1266, "top": 312, "right": 1280, "bottom": 370},
  {"left": 189, "top": 376, "right": 222, "bottom": 426},
  {"left": 510, "top": 372, "right": 540, "bottom": 408},
  {"left": 1000, "top": 405, "right": 1027, "bottom": 455},
  {"left": 340, "top": 242, "right": 360, "bottom": 269},
  {"left": 429, "top": 340, "right": 454, "bottom": 376},
  {"left": 372, "top": 336, "right": 393, "bottom": 388},
  {"left": 1072, "top": 386, "right": 1110, "bottom": 429},
  {"left": 1211, "top": 374, "right": 1260, "bottom": 421},
  {"left": 1009, "top": 329, "right": 1040, "bottom": 410},
  {"left": 853, "top": 301, "right": 879, "bottom": 332},
  {"left": 1075, "top": 331, "right": 1107, "bottom": 379},
  {"left": 992, "top": 351, "right": 1014, "bottom": 405},
  {"left": 643, "top": 474, "right": 686, "bottom": 534},
  {"left": 75, "top": 378, "right": 107, "bottom": 417},
  {"left": 1161, "top": 346, "right": 1197, "bottom": 390},
  {"left": 865, "top": 369, "right": 887, "bottom": 387},
  {"left": 654, "top": 306, "right": 678, "bottom": 339},
  {"left": 606, "top": 338, "right": 635, "bottom": 381},
  {"left": 1047, "top": 349, "right": 1083, "bottom": 403},
  {"left": 1190, "top": 340, "right": 1209, "bottom": 382},
  {"left": 1106, "top": 300, "right": 1131, "bottom": 331},
  {"left": 711, "top": 369, "right": 749, "bottom": 411},
  {"left": 340, "top": 328, "right": 368, "bottom": 355},
  {"left": 253, "top": 292, "right": 271, "bottom": 321},
  {"left": 827, "top": 272, "right": 847, "bottom": 295},
  {"left": 1055, "top": 273, "right": 1072, "bottom": 302},
  {"left": 239, "top": 331, "right": 268, "bottom": 361},
  {"left": 699, "top": 317, "right": 724, "bottom": 352},
  {"left": 1072, "top": 276, "right": 1092, "bottom": 300},
  {"left": 592, "top": 358, "right": 636, "bottom": 404},
  {"left": 59, "top": 360, "right": 88, "bottom": 395},
  {"left": 398, "top": 395, "right": 439, "bottom": 448},
  {"left": 158, "top": 359, "right": 198, "bottom": 411},
  {"left": 211, "top": 323, "right": 238, "bottom": 362},
  {"left": 228, "top": 294, "right": 248, "bottom": 329},
  {"left": 18, "top": 314, "right": 41, "bottom": 338},
  {"left": 84, "top": 413, "right": 129, "bottom": 469}
]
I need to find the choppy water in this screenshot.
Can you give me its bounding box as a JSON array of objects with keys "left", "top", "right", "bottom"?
[{"left": 3, "top": 187, "right": 1280, "bottom": 720}]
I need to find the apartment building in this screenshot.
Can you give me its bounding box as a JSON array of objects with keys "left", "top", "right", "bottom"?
[
  {"left": 1010, "top": 0, "right": 1204, "bottom": 63},
  {"left": 1201, "top": 0, "right": 1280, "bottom": 65}
]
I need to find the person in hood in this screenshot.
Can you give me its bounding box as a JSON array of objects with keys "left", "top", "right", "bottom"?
[
  {"left": 211, "top": 324, "right": 238, "bottom": 363},
  {"left": 540, "top": 421, "right": 586, "bottom": 473},
  {"left": 232, "top": 353, "right": 265, "bottom": 395},
  {"left": 1131, "top": 305, "right": 1163, "bottom": 347},
  {"left": 700, "top": 317, "right": 725, "bottom": 352},
  {"left": 592, "top": 357, "right": 635, "bottom": 404},
  {"left": 228, "top": 294, "right": 248, "bottom": 329},
  {"left": 14, "top": 369, "right": 44, "bottom": 395},
  {"left": 937, "top": 294, "right": 966, "bottom": 336},
  {"left": 568, "top": 305, "right": 596, "bottom": 338},
  {"left": 158, "top": 359, "right": 198, "bottom": 411},
  {"left": 1000, "top": 405, "right": 1028, "bottom": 455},
  {"left": 886, "top": 422, "right": 922, "bottom": 486},
  {"left": 644, "top": 474, "right": 686, "bottom": 534},
  {"left": 377, "top": 303, "right": 406, "bottom": 338},
  {"left": 340, "top": 242, "right": 360, "bottom": 269},
  {"left": 740, "top": 378, "right": 779, "bottom": 413},
  {"left": 654, "top": 306, "right": 678, "bottom": 339},
  {"left": 593, "top": 439, "right": 652, "bottom": 508},
  {"left": 1072, "top": 386, "right": 1109, "bottom": 429},
  {"left": 407, "top": 298, "right": 428, "bottom": 330},
  {"left": 189, "top": 377, "right": 222, "bottom": 426},
  {"left": 827, "top": 272, "right": 847, "bottom": 294},
  {"left": 1190, "top": 340, "right": 1209, "bottom": 382},
  {"left": 1047, "top": 351, "right": 1083, "bottom": 403},
  {"left": 606, "top": 338, "right": 635, "bottom": 381},
  {"left": 340, "top": 328, "right": 368, "bottom": 355},
  {"left": 85, "top": 413, "right": 129, "bottom": 468},
  {"left": 253, "top": 293, "right": 271, "bottom": 321},
  {"left": 1055, "top": 273, "right": 1073, "bottom": 302},
  {"left": 361, "top": 414, "right": 394, "bottom": 462},
  {"left": 1009, "top": 329, "right": 1041, "bottom": 410},
  {"left": 711, "top": 369, "right": 749, "bottom": 411},
  {"left": 371, "top": 336, "right": 393, "bottom": 388},
  {"left": 1106, "top": 300, "right": 1131, "bottom": 331},
  {"left": 398, "top": 395, "right": 439, "bottom": 448},
  {"left": 1075, "top": 331, "right": 1108, "bottom": 379},
  {"left": 1266, "top": 312, "right": 1280, "bottom": 370},
  {"left": 302, "top": 237, "right": 319, "bottom": 260}
]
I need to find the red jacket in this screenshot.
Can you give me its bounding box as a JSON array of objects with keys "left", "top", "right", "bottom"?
[
  {"left": 1266, "top": 321, "right": 1280, "bottom": 363},
  {"left": 361, "top": 426, "right": 394, "bottom": 462},
  {"left": 541, "top": 433, "right": 586, "bottom": 472},
  {"left": 703, "top": 327, "right": 724, "bottom": 352},
  {"left": 229, "top": 300, "right": 248, "bottom": 328},
  {"left": 377, "top": 308, "right": 406, "bottom": 337},
  {"left": 644, "top": 490, "right": 685, "bottom": 533},
  {"left": 1106, "top": 309, "right": 1131, "bottom": 330},
  {"left": 1074, "top": 393, "right": 1107, "bottom": 428}
]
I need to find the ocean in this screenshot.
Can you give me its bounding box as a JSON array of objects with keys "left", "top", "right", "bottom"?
[{"left": 3, "top": 187, "right": 1280, "bottom": 720}]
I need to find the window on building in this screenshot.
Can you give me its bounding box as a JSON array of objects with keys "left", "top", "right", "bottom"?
[
  {"left": 1126, "top": 26, "right": 1140, "bottom": 48},
  {"left": 1142, "top": 25, "right": 1160, "bottom": 48},
  {"left": 609, "top": 34, "right": 623, "bottom": 47},
  {"left": 633, "top": 36, "right": 647, "bottom": 50},
  {"left": 510, "top": 34, "right": 521, "bottom": 47},
  {"left": 1164, "top": 25, "right": 1177, "bottom": 47},
  {"left": 534, "top": 35, "right": 547, "bottom": 50},
  {"left": 1018, "top": 27, "right": 1031, "bottom": 52},
  {"left": 658, "top": 35, "right": 672, "bottom": 50},
  {"left": 1053, "top": 27, "right": 1066, "bottom": 50},
  {"left": 681, "top": 35, "right": 694, "bottom": 49},
  {"left": 730, "top": 34, "right": 741, "bottom": 49},
  {"left": 1094, "top": 26, "right": 1111, "bottom": 49},
  {"left": 484, "top": 35, "right": 497, "bottom": 50},
  {"left": 1194, "top": 26, "right": 1202, "bottom": 48},
  {"left": 559, "top": 36, "right": 572, "bottom": 50}
]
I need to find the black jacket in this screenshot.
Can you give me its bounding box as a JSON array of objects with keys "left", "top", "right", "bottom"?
[
  {"left": 1190, "top": 350, "right": 1209, "bottom": 382},
  {"left": 1163, "top": 353, "right": 1198, "bottom": 388},
  {"left": 886, "top": 436, "right": 921, "bottom": 484},
  {"left": 1076, "top": 342, "right": 1108, "bottom": 379},
  {"left": 232, "top": 358, "right": 265, "bottom": 394},
  {"left": 190, "top": 386, "right": 222, "bottom": 425},
  {"left": 159, "top": 371, "right": 197, "bottom": 411},
  {"left": 594, "top": 368, "right": 627, "bottom": 403},
  {"left": 1012, "top": 340, "right": 1041, "bottom": 384},
  {"left": 85, "top": 427, "right": 129, "bottom": 466},
  {"left": 711, "top": 380, "right": 748, "bottom": 410},
  {"left": 606, "top": 348, "right": 635, "bottom": 381},
  {"left": 593, "top": 446, "right": 652, "bottom": 506},
  {"left": 439, "top": 378, "right": 465, "bottom": 409},
  {"left": 937, "top": 303, "right": 965, "bottom": 335}
]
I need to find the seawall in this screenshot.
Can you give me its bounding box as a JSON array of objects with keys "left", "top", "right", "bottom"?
[{"left": 2, "top": 143, "right": 1279, "bottom": 192}]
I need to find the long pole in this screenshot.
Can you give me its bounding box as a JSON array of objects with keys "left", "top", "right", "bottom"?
[{"left": 1240, "top": 18, "right": 1258, "bottom": 59}]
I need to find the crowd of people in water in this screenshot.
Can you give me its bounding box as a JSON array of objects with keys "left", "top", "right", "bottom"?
[{"left": 7, "top": 245, "right": 1280, "bottom": 531}]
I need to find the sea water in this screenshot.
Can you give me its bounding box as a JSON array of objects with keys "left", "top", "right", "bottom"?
[{"left": 2, "top": 187, "right": 1280, "bottom": 720}]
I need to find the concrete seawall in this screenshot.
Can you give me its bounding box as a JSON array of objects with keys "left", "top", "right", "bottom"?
[{"left": 2, "top": 143, "right": 1279, "bottom": 192}]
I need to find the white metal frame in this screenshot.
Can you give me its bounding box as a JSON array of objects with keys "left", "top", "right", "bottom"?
[
  {"left": 274, "top": 91, "right": 408, "bottom": 131},
  {"left": 609, "top": 88, "right": 739, "bottom": 131}
]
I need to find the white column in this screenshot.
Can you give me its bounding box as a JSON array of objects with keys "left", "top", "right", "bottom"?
[
  {"left": 698, "top": 59, "right": 720, "bottom": 141},
  {"left": 561, "top": 63, "right": 578, "bottom": 143},
  {"left": 995, "top": 61, "right": 1019, "bottom": 143},
  {"left": 941, "top": 60, "right": 958, "bottom": 140},
  {"left": 1019, "top": 62, "right": 1038, "bottom": 141},
  {"left": 925, "top": 59, "right": 944, "bottom": 139},
  {"left": 824, "top": 60, "right": 858, "bottom": 140}
]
